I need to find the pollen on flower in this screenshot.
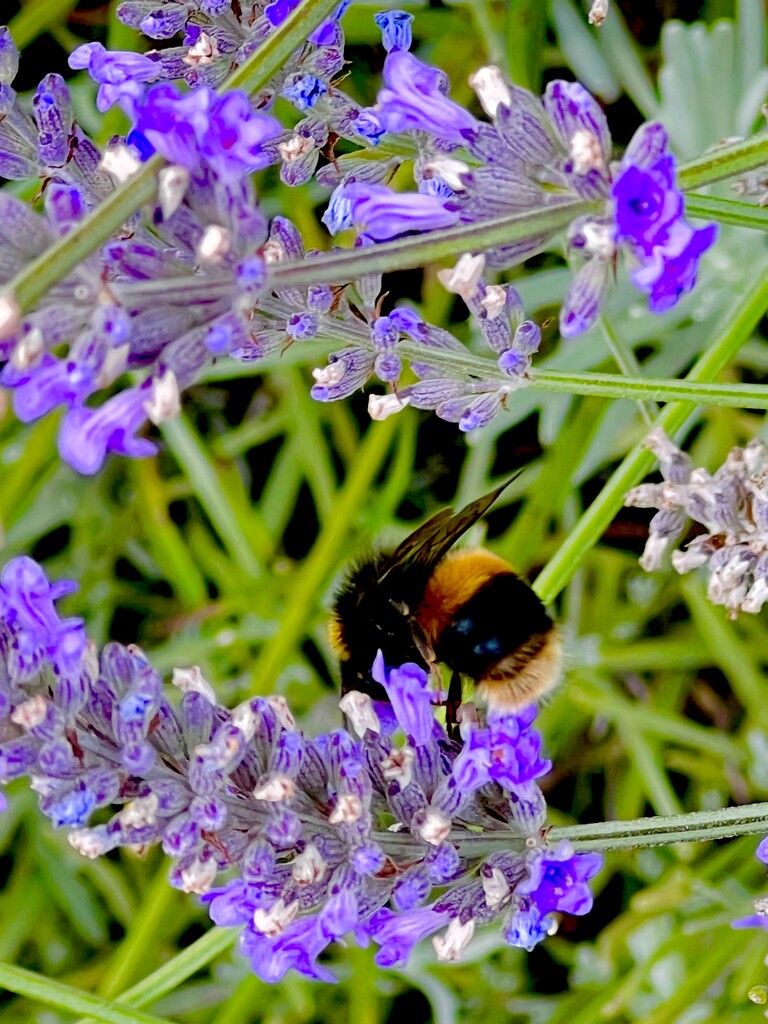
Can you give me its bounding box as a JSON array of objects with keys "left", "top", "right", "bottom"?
[
  {"left": 279, "top": 135, "right": 315, "bottom": 162},
  {"left": 570, "top": 129, "right": 605, "bottom": 174},
  {"left": 292, "top": 843, "right": 328, "bottom": 884},
  {"left": 253, "top": 775, "right": 296, "bottom": 802},
  {"left": 329, "top": 793, "right": 363, "bottom": 824},
  {"left": 172, "top": 665, "right": 217, "bottom": 702},
  {"left": 99, "top": 143, "right": 142, "bottom": 183},
  {"left": 253, "top": 899, "right": 300, "bottom": 937},
  {"left": 7, "top": 325, "right": 38, "bottom": 365},
  {"left": 183, "top": 31, "right": 218, "bottom": 67},
  {"left": 158, "top": 165, "right": 190, "bottom": 220},
  {"left": 368, "top": 392, "right": 410, "bottom": 421},
  {"left": 468, "top": 65, "right": 512, "bottom": 118},
  {"left": 197, "top": 224, "right": 231, "bottom": 262},
  {"left": 339, "top": 690, "right": 381, "bottom": 735},
  {"left": 436, "top": 253, "right": 486, "bottom": 300},
  {"left": 588, "top": 0, "right": 610, "bottom": 25},
  {"left": 10, "top": 694, "right": 48, "bottom": 729},
  {"left": 143, "top": 369, "right": 180, "bottom": 424},
  {"left": 433, "top": 917, "right": 475, "bottom": 961}
]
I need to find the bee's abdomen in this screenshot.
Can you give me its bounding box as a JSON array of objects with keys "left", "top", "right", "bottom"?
[{"left": 430, "top": 570, "right": 553, "bottom": 681}]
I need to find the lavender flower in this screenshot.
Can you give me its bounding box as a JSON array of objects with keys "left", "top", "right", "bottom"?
[
  {"left": 367, "top": 45, "right": 716, "bottom": 332},
  {"left": 322, "top": 182, "right": 460, "bottom": 241},
  {"left": 0, "top": 7, "right": 721, "bottom": 471},
  {"left": 81, "top": 0, "right": 370, "bottom": 185},
  {"left": 374, "top": 10, "right": 414, "bottom": 53},
  {"left": 299, "top": 249, "right": 540, "bottom": 433},
  {"left": 0, "top": 42, "right": 280, "bottom": 475},
  {"left": 125, "top": 83, "right": 280, "bottom": 181},
  {"left": 625, "top": 429, "right": 768, "bottom": 617},
  {"left": 375, "top": 49, "right": 479, "bottom": 146},
  {"left": 0, "top": 556, "right": 602, "bottom": 981}
]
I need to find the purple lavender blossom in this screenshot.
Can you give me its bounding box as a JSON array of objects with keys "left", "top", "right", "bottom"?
[
  {"left": 365, "top": 42, "right": 716, "bottom": 336},
  {"left": 0, "top": 45, "right": 280, "bottom": 475},
  {"left": 265, "top": 0, "right": 303, "bottom": 25},
  {"left": 558, "top": 121, "right": 716, "bottom": 334},
  {"left": 69, "top": 42, "right": 160, "bottom": 112},
  {"left": 304, "top": 253, "right": 540, "bottom": 434},
  {"left": 612, "top": 155, "right": 683, "bottom": 255},
  {"left": 57, "top": 385, "right": 160, "bottom": 476},
  {"left": 126, "top": 83, "right": 280, "bottom": 181},
  {"left": 629, "top": 219, "right": 718, "bottom": 314},
  {"left": 322, "top": 182, "right": 460, "bottom": 241},
  {"left": 0, "top": 557, "right": 602, "bottom": 979},
  {"left": 282, "top": 75, "right": 328, "bottom": 110},
  {"left": 0, "top": 557, "right": 85, "bottom": 684},
  {"left": 375, "top": 50, "right": 479, "bottom": 146},
  {"left": 374, "top": 10, "right": 414, "bottom": 52}
]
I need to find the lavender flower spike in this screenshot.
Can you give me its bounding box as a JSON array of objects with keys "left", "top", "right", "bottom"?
[{"left": 0, "top": 558, "right": 602, "bottom": 979}]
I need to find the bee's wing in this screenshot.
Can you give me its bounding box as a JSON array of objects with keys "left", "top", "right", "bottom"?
[{"left": 379, "top": 474, "right": 520, "bottom": 580}]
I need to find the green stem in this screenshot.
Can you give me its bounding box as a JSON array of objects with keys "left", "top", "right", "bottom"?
[
  {"left": 95, "top": 870, "right": 177, "bottom": 1000},
  {"left": 677, "top": 134, "right": 768, "bottom": 191},
  {"left": 0, "top": 0, "right": 341, "bottom": 325},
  {"left": 686, "top": 193, "right": 768, "bottom": 230},
  {"left": 263, "top": 135, "right": 768, "bottom": 288},
  {"left": 108, "top": 931, "right": 236, "bottom": 1011},
  {"left": 73, "top": 928, "right": 237, "bottom": 1024},
  {"left": 442, "top": 802, "right": 768, "bottom": 854},
  {"left": 270, "top": 199, "right": 596, "bottom": 288},
  {"left": 529, "top": 370, "right": 768, "bottom": 407},
  {"left": 600, "top": 316, "right": 656, "bottom": 425},
  {"left": 533, "top": 257, "right": 768, "bottom": 606},
  {"left": 395, "top": 339, "right": 768, "bottom": 408},
  {"left": 4, "top": 108, "right": 768, "bottom": 323},
  {"left": 0, "top": 963, "right": 175, "bottom": 1024}
]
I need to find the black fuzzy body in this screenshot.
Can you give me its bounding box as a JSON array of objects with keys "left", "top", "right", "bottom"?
[
  {"left": 331, "top": 556, "right": 554, "bottom": 701},
  {"left": 331, "top": 555, "right": 432, "bottom": 700}
]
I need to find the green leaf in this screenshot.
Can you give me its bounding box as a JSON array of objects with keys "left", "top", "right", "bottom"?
[{"left": 0, "top": 963, "right": 177, "bottom": 1024}]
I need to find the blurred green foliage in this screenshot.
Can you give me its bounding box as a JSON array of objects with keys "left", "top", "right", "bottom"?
[{"left": 2, "top": 0, "right": 768, "bottom": 1021}]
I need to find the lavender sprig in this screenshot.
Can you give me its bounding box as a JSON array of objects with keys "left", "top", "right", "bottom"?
[
  {"left": 0, "top": 556, "right": 602, "bottom": 981},
  {"left": 0, "top": 6, "right": 728, "bottom": 478},
  {"left": 626, "top": 428, "right": 768, "bottom": 617}
]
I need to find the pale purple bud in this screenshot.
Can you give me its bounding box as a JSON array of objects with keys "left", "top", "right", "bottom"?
[
  {"left": 265, "top": 808, "right": 303, "bottom": 848},
  {"left": 33, "top": 75, "right": 73, "bottom": 167},
  {"left": 560, "top": 257, "right": 610, "bottom": 338},
  {"left": 0, "top": 28, "right": 19, "bottom": 85},
  {"left": 310, "top": 347, "right": 375, "bottom": 402}
]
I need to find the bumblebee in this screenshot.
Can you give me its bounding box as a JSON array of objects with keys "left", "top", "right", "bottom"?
[{"left": 330, "top": 479, "right": 561, "bottom": 729}]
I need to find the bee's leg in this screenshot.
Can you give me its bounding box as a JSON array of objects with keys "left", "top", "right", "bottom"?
[{"left": 446, "top": 670, "right": 462, "bottom": 741}]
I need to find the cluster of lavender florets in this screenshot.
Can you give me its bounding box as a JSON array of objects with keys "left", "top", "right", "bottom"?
[
  {"left": 626, "top": 428, "right": 768, "bottom": 617},
  {"left": 0, "top": 555, "right": 601, "bottom": 982},
  {"left": 0, "top": 5, "right": 718, "bottom": 475},
  {"left": 320, "top": 32, "right": 716, "bottom": 335}
]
